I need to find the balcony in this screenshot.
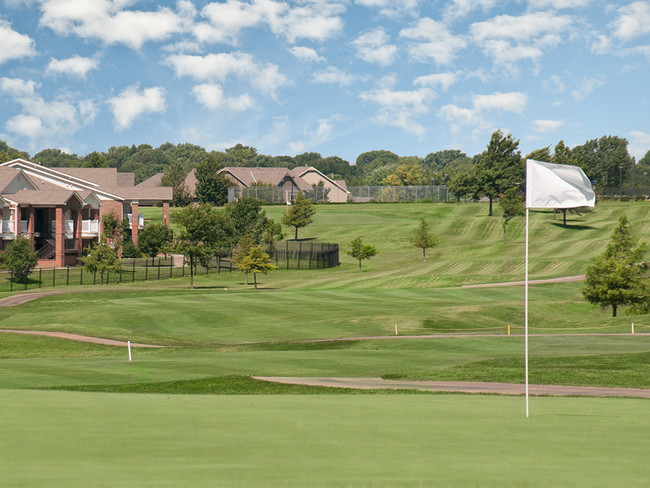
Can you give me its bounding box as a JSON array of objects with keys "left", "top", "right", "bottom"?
[
  {"left": 126, "top": 213, "right": 145, "bottom": 229},
  {"left": 81, "top": 219, "right": 100, "bottom": 236}
]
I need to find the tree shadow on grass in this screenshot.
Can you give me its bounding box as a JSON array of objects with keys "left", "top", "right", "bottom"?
[{"left": 549, "top": 223, "right": 597, "bottom": 230}]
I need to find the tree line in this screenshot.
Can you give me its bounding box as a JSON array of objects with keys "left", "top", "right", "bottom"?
[{"left": 2, "top": 132, "right": 648, "bottom": 192}]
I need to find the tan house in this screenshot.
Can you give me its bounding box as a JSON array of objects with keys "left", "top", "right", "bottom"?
[
  {"left": 211, "top": 166, "right": 349, "bottom": 203},
  {"left": 0, "top": 159, "right": 172, "bottom": 267}
]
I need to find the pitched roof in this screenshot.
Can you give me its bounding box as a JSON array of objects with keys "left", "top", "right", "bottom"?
[
  {"left": 7, "top": 189, "right": 83, "bottom": 206},
  {"left": 219, "top": 167, "right": 294, "bottom": 187},
  {"left": 0, "top": 167, "right": 28, "bottom": 193},
  {"left": 137, "top": 173, "right": 163, "bottom": 188}
]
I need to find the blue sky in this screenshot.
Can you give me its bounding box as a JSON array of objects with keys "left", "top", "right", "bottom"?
[{"left": 1, "top": 0, "right": 650, "bottom": 164}]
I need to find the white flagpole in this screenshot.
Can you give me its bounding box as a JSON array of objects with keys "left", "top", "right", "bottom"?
[{"left": 525, "top": 208, "right": 529, "bottom": 418}]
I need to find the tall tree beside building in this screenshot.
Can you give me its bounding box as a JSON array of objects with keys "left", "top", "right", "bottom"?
[
  {"left": 582, "top": 215, "right": 648, "bottom": 317},
  {"left": 282, "top": 191, "right": 315, "bottom": 240},
  {"left": 3, "top": 237, "right": 38, "bottom": 283},
  {"left": 474, "top": 130, "right": 524, "bottom": 216},
  {"left": 195, "top": 153, "right": 231, "bottom": 206}
]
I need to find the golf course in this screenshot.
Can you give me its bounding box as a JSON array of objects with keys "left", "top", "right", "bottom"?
[{"left": 1, "top": 201, "right": 649, "bottom": 487}]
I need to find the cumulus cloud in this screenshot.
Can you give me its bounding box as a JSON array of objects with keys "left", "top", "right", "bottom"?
[
  {"left": 470, "top": 11, "right": 573, "bottom": 71},
  {"left": 444, "top": 0, "right": 498, "bottom": 21},
  {"left": 0, "top": 20, "right": 36, "bottom": 65},
  {"left": 400, "top": 18, "right": 467, "bottom": 65},
  {"left": 166, "top": 52, "right": 287, "bottom": 98},
  {"left": 195, "top": 0, "right": 344, "bottom": 44},
  {"left": 610, "top": 1, "right": 650, "bottom": 41},
  {"left": 0, "top": 77, "right": 96, "bottom": 146},
  {"left": 413, "top": 72, "right": 459, "bottom": 92},
  {"left": 439, "top": 91, "right": 528, "bottom": 133},
  {"left": 527, "top": 0, "right": 592, "bottom": 9},
  {"left": 107, "top": 85, "right": 166, "bottom": 131},
  {"left": 354, "top": 0, "right": 420, "bottom": 17},
  {"left": 191, "top": 83, "right": 254, "bottom": 112},
  {"left": 313, "top": 66, "right": 356, "bottom": 86},
  {"left": 360, "top": 86, "right": 436, "bottom": 136},
  {"left": 352, "top": 28, "right": 398, "bottom": 66},
  {"left": 38, "top": 0, "right": 188, "bottom": 49},
  {"left": 46, "top": 55, "right": 98, "bottom": 78},
  {"left": 288, "top": 46, "right": 326, "bottom": 62},
  {"left": 531, "top": 119, "right": 564, "bottom": 133}
]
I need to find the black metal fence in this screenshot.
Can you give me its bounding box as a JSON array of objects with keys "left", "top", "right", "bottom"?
[{"left": 0, "top": 242, "right": 340, "bottom": 292}]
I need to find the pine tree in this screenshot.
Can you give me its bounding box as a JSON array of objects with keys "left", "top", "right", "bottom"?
[
  {"left": 281, "top": 191, "right": 315, "bottom": 240},
  {"left": 582, "top": 215, "right": 648, "bottom": 317},
  {"left": 411, "top": 216, "right": 440, "bottom": 262}
]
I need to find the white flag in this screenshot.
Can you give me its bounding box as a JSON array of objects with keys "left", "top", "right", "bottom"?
[{"left": 526, "top": 159, "right": 595, "bottom": 209}]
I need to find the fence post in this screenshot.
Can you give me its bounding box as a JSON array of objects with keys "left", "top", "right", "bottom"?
[
  {"left": 309, "top": 242, "right": 313, "bottom": 269},
  {"left": 80, "top": 267, "right": 83, "bottom": 285},
  {"left": 66, "top": 266, "right": 70, "bottom": 286},
  {"left": 93, "top": 270, "right": 96, "bottom": 285},
  {"left": 286, "top": 240, "right": 289, "bottom": 269},
  {"left": 297, "top": 241, "right": 302, "bottom": 269},
  {"left": 132, "top": 261, "right": 135, "bottom": 282},
  {"left": 158, "top": 263, "right": 161, "bottom": 280},
  {"left": 39, "top": 268, "right": 42, "bottom": 288},
  {"left": 119, "top": 266, "right": 122, "bottom": 284},
  {"left": 145, "top": 261, "right": 148, "bottom": 281},
  {"left": 53, "top": 268, "right": 56, "bottom": 288}
]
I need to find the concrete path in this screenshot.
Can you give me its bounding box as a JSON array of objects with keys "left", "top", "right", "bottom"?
[
  {"left": 0, "top": 329, "right": 164, "bottom": 348},
  {"left": 254, "top": 377, "right": 650, "bottom": 398}
]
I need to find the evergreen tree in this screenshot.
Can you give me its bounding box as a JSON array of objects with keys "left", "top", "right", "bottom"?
[
  {"left": 281, "top": 191, "right": 315, "bottom": 240},
  {"left": 410, "top": 216, "right": 440, "bottom": 262},
  {"left": 582, "top": 215, "right": 648, "bottom": 317}
]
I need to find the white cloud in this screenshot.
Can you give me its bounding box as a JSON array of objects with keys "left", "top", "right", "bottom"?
[
  {"left": 527, "top": 0, "right": 592, "bottom": 9},
  {"left": 195, "top": 0, "right": 344, "bottom": 45},
  {"left": 352, "top": 28, "right": 398, "bottom": 66},
  {"left": 288, "top": 46, "right": 326, "bottom": 62},
  {"left": 610, "top": 1, "right": 650, "bottom": 41},
  {"left": 46, "top": 55, "right": 98, "bottom": 78},
  {"left": 165, "top": 52, "right": 287, "bottom": 97},
  {"left": 354, "top": 0, "right": 420, "bottom": 17},
  {"left": 313, "top": 67, "right": 355, "bottom": 86},
  {"left": 444, "top": 0, "right": 498, "bottom": 22},
  {"left": 629, "top": 130, "right": 650, "bottom": 160},
  {"left": 0, "top": 77, "right": 96, "bottom": 146},
  {"left": 439, "top": 91, "right": 528, "bottom": 133},
  {"left": 532, "top": 119, "right": 564, "bottom": 133},
  {"left": 360, "top": 87, "right": 435, "bottom": 136},
  {"left": 571, "top": 75, "right": 605, "bottom": 101},
  {"left": 400, "top": 18, "right": 468, "bottom": 65},
  {"left": 413, "top": 72, "right": 458, "bottom": 91},
  {"left": 38, "top": 0, "right": 187, "bottom": 49},
  {"left": 191, "top": 83, "right": 254, "bottom": 112},
  {"left": 107, "top": 85, "right": 166, "bottom": 131},
  {"left": 470, "top": 12, "right": 573, "bottom": 70},
  {"left": 288, "top": 113, "right": 346, "bottom": 154},
  {"left": 0, "top": 20, "right": 36, "bottom": 65}
]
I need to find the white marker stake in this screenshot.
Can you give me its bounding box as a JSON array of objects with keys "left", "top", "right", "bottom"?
[
  {"left": 632, "top": 323, "right": 635, "bottom": 335},
  {"left": 128, "top": 340, "right": 132, "bottom": 361},
  {"left": 394, "top": 324, "right": 398, "bottom": 336}
]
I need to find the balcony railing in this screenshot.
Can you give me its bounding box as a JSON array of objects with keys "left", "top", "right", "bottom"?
[
  {"left": 1, "top": 220, "right": 14, "bottom": 234},
  {"left": 126, "top": 213, "right": 145, "bottom": 229},
  {"left": 82, "top": 219, "right": 100, "bottom": 235}
]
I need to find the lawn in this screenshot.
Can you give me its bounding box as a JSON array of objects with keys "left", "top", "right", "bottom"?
[
  {"left": 1, "top": 390, "right": 649, "bottom": 487},
  {"left": 0, "top": 200, "right": 648, "bottom": 487}
]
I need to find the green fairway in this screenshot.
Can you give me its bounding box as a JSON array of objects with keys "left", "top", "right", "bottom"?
[
  {"left": 1, "top": 390, "right": 648, "bottom": 488},
  {"left": 0, "top": 201, "right": 648, "bottom": 487}
]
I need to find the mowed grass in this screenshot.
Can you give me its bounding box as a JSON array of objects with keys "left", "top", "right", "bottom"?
[
  {"left": 1, "top": 201, "right": 649, "bottom": 487},
  {"left": 2, "top": 390, "right": 649, "bottom": 488}
]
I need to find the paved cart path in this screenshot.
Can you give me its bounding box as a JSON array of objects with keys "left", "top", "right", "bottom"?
[{"left": 254, "top": 377, "right": 650, "bottom": 398}]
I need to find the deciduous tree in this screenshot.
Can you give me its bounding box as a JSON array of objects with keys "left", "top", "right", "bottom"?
[
  {"left": 3, "top": 237, "right": 38, "bottom": 283},
  {"left": 233, "top": 243, "right": 277, "bottom": 289},
  {"left": 82, "top": 242, "right": 121, "bottom": 285},
  {"left": 499, "top": 187, "right": 524, "bottom": 243},
  {"left": 347, "top": 236, "right": 378, "bottom": 271}
]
